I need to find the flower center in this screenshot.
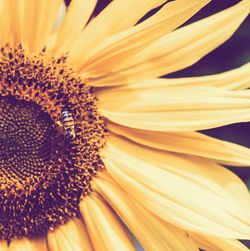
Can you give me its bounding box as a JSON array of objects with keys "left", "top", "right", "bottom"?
[
  {"left": 0, "top": 45, "right": 106, "bottom": 241},
  {"left": 0, "top": 96, "right": 55, "bottom": 184}
]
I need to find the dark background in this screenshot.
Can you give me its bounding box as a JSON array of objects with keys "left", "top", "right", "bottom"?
[{"left": 65, "top": 0, "right": 250, "bottom": 248}]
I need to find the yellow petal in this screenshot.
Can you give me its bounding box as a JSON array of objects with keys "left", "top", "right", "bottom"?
[
  {"left": 93, "top": 173, "right": 199, "bottom": 251},
  {"left": 117, "top": 133, "right": 250, "bottom": 208},
  {"left": 91, "top": 0, "right": 250, "bottom": 86},
  {"left": 108, "top": 122, "right": 250, "bottom": 166},
  {"left": 78, "top": 0, "right": 210, "bottom": 74},
  {"left": 80, "top": 194, "right": 136, "bottom": 251},
  {"left": 6, "top": 0, "right": 24, "bottom": 46},
  {"left": 190, "top": 233, "right": 250, "bottom": 251},
  {"left": 101, "top": 134, "right": 250, "bottom": 238},
  {"left": 68, "top": 0, "right": 166, "bottom": 68},
  {"left": 0, "top": 0, "right": 13, "bottom": 46},
  {"left": 0, "top": 240, "right": 8, "bottom": 251},
  {"left": 105, "top": 133, "right": 250, "bottom": 209},
  {"left": 98, "top": 86, "right": 250, "bottom": 131},
  {"left": 109, "top": 63, "right": 250, "bottom": 89},
  {"left": 53, "top": 1, "right": 67, "bottom": 31},
  {"left": 47, "top": 218, "right": 94, "bottom": 251},
  {"left": 45, "top": 1, "right": 67, "bottom": 51},
  {"left": 8, "top": 238, "right": 48, "bottom": 251},
  {"left": 21, "top": 0, "right": 62, "bottom": 53},
  {"left": 48, "top": 0, "right": 97, "bottom": 54}
]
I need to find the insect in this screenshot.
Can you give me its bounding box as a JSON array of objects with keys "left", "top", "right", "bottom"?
[{"left": 59, "top": 110, "right": 75, "bottom": 141}]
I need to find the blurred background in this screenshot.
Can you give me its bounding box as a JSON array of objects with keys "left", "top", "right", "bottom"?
[{"left": 65, "top": 0, "right": 250, "bottom": 248}]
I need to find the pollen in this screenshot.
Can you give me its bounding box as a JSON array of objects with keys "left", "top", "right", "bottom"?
[{"left": 0, "top": 44, "right": 106, "bottom": 241}]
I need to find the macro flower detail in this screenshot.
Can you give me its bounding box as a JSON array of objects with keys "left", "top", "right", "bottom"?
[
  {"left": 0, "top": 0, "right": 249, "bottom": 250},
  {"left": 0, "top": 45, "right": 106, "bottom": 241}
]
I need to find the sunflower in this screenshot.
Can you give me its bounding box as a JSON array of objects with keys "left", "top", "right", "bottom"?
[{"left": 0, "top": 0, "right": 250, "bottom": 250}]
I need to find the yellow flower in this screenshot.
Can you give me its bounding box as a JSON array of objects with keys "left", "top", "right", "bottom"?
[{"left": 0, "top": 0, "right": 249, "bottom": 250}]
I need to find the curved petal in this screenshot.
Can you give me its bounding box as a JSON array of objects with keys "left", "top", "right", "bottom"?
[
  {"left": 90, "top": 0, "right": 250, "bottom": 86},
  {"left": 101, "top": 134, "right": 250, "bottom": 239},
  {"left": 21, "top": 0, "right": 62, "bottom": 53},
  {"left": 108, "top": 122, "right": 250, "bottom": 166},
  {"left": 47, "top": 218, "right": 94, "bottom": 251},
  {"left": 68, "top": 0, "right": 166, "bottom": 68},
  {"left": 109, "top": 63, "right": 250, "bottom": 90},
  {"left": 93, "top": 173, "right": 199, "bottom": 251},
  {"left": 80, "top": 194, "right": 136, "bottom": 251},
  {"left": 8, "top": 238, "right": 48, "bottom": 251},
  {"left": 98, "top": 87, "right": 250, "bottom": 131},
  {"left": 48, "top": 0, "right": 97, "bottom": 54},
  {"left": 190, "top": 233, "right": 250, "bottom": 251},
  {"left": 105, "top": 133, "right": 250, "bottom": 208},
  {"left": 78, "top": 0, "right": 210, "bottom": 74}
]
